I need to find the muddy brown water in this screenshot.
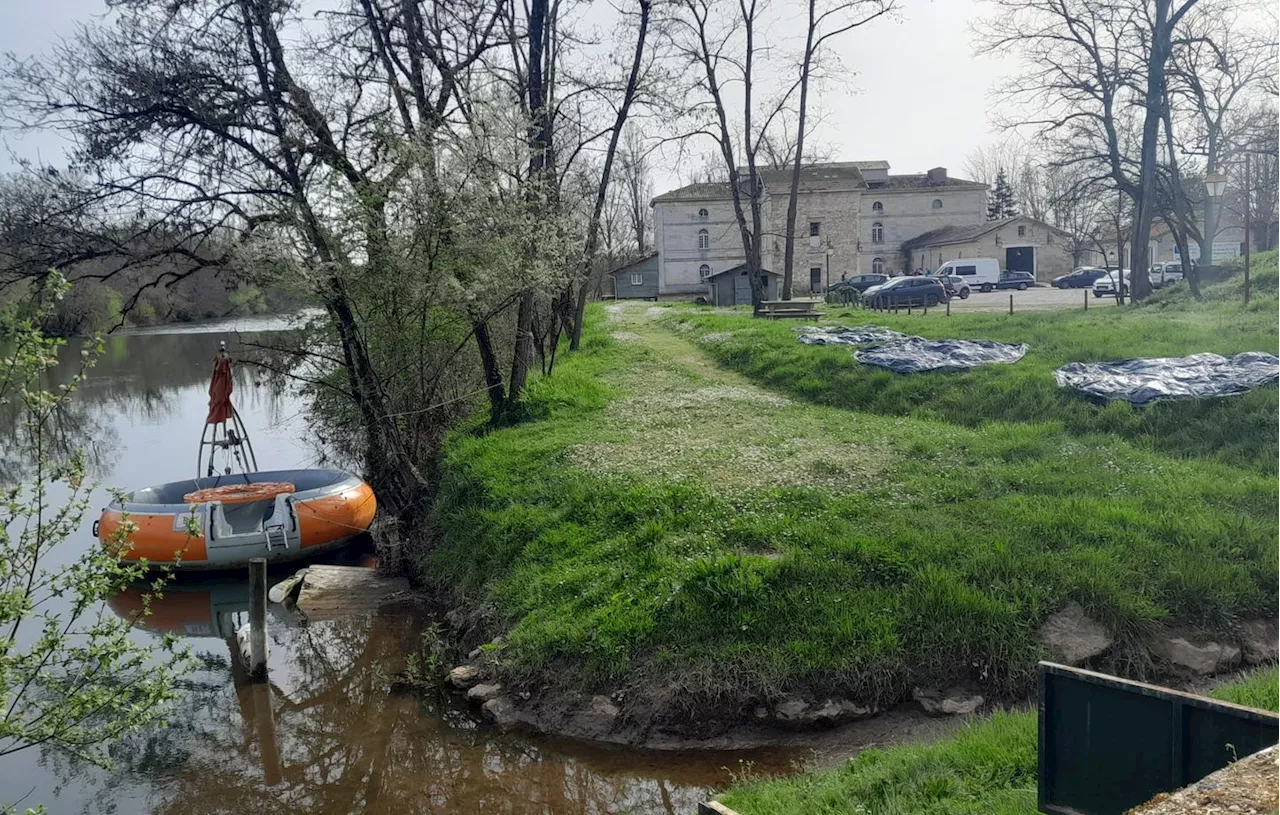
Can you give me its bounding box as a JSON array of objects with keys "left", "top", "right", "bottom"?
[{"left": 0, "top": 315, "right": 800, "bottom": 814}]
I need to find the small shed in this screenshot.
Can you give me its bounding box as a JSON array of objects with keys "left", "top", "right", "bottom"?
[
  {"left": 706, "top": 264, "right": 782, "bottom": 306},
  {"left": 608, "top": 253, "right": 659, "bottom": 300}
]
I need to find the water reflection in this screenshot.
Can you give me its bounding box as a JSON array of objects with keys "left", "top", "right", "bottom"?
[
  {"left": 5, "top": 314, "right": 796, "bottom": 814},
  {"left": 94, "top": 598, "right": 784, "bottom": 815}
]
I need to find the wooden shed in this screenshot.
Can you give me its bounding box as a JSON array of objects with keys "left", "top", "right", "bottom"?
[
  {"left": 608, "top": 253, "right": 659, "bottom": 300},
  {"left": 706, "top": 264, "right": 781, "bottom": 306}
]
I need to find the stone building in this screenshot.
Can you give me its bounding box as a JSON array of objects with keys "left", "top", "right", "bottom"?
[
  {"left": 649, "top": 161, "right": 998, "bottom": 295},
  {"left": 903, "top": 216, "right": 1075, "bottom": 280}
]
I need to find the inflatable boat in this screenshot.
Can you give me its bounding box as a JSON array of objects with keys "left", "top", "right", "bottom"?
[{"left": 97, "top": 469, "right": 377, "bottom": 570}]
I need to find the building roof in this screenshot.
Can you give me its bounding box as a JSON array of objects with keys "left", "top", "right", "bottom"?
[
  {"left": 867, "top": 174, "right": 987, "bottom": 190},
  {"left": 706, "top": 263, "right": 780, "bottom": 279},
  {"left": 607, "top": 252, "right": 658, "bottom": 275},
  {"left": 902, "top": 216, "right": 1071, "bottom": 250},
  {"left": 651, "top": 162, "right": 984, "bottom": 203}
]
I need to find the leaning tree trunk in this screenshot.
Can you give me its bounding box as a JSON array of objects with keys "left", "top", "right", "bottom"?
[{"left": 781, "top": 0, "right": 818, "bottom": 301}]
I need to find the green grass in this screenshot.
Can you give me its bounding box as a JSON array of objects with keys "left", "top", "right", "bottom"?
[
  {"left": 421, "top": 295, "right": 1277, "bottom": 721},
  {"left": 718, "top": 667, "right": 1279, "bottom": 815},
  {"left": 667, "top": 255, "right": 1278, "bottom": 473}
]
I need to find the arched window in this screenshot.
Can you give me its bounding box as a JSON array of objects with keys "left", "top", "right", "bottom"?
[
  {"left": 1017, "top": 225, "right": 1026, "bottom": 237},
  {"left": 872, "top": 257, "right": 885, "bottom": 275},
  {"left": 932, "top": 199, "right": 943, "bottom": 209},
  {"left": 697, "top": 229, "right": 709, "bottom": 250},
  {"left": 871, "top": 222, "right": 884, "bottom": 243},
  {"left": 698, "top": 208, "right": 709, "bottom": 219},
  {"left": 699, "top": 263, "right": 711, "bottom": 279},
  {"left": 871, "top": 201, "right": 883, "bottom": 213}
]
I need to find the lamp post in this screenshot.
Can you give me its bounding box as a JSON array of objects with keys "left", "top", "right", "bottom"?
[{"left": 1202, "top": 172, "right": 1228, "bottom": 286}]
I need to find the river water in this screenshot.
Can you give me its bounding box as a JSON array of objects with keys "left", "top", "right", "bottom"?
[{"left": 0, "top": 315, "right": 795, "bottom": 814}]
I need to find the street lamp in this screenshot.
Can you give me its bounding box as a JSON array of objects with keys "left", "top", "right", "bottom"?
[
  {"left": 1203, "top": 172, "right": 1228, "bottom": 199},
  {"left": 1201, "top": 172, "right": 1228, "bottom": 291}
]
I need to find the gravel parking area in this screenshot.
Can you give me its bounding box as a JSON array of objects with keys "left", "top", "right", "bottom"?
[{"left": 946, "top": 286, "right": 1118, "bottom": 313}]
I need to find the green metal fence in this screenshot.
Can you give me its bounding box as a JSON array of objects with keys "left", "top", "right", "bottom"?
[{"left": 1038, "top": 662, "right": 1279, "bottom": 815}]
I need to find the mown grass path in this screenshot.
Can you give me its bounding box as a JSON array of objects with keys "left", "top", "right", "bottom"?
[{"left": 426, "top": 298, "right": 1277, "bottom": 729}]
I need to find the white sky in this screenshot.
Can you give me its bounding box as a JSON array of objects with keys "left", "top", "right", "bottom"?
[{"left": 0, "top": 0, "right": 1016, "bottom": 188}]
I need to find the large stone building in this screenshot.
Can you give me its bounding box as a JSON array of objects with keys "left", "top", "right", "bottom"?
[{"left": 649, "top": 161, "right": 1074, "bottom": 294}]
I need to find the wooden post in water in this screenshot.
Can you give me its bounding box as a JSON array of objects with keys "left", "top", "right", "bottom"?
[
  {"left": 251, "top": 681, "right": 283, "bottom": 785},
  {"left": 249, "top": 557, "right": 268, "bottom": 681}
]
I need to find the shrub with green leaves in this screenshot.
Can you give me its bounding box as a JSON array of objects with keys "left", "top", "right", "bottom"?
[{"left": 0, "top": 272, "right": 188, "bottom": 811}]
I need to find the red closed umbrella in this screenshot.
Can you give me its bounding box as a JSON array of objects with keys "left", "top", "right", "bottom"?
[{"left": 205, "top": 352, "right": 235, "bottom": 425}]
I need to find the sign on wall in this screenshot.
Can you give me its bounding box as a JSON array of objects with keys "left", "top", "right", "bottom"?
[{"left": 1174, "top": 242, "right": 1240, "bottom": 261}]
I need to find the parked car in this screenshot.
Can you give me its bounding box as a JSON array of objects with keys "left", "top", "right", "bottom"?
[
  {"left": 1052, "top": 267, "right": 1109, "bottom": 289},
  {"left": 933, "top": 258, "right": 1001, "bottom": 292},
  {"left": 994, "top": 271, "right": 1036, "bottom": 291},
  {"left": 935, "top": 274, "right": 971, "bottom": 299},
  {"left": 832, "top": 273, "right": 889, "bottom": 293},
  {"left": 1093, "top": 269, "right": 1129, "bottom": 298},
  {"left": 868, "top": 277, "right": 947, "bottom": 309},
  {"left": 1151, "top": 262, "right": 1184, "bottom": 288}
]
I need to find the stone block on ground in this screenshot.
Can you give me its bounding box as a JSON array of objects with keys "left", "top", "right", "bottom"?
[
  {"left": 1038, "top": 601, "right": 1113, "bottom": 665},
  {"left": 913, "top": 686, "right": 984, "bottom": 716},
  {"left": 294, "top": 564, "right": 410, "bottom": 622}
]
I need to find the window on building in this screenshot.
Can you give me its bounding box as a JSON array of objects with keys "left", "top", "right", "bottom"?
[
  {"left": 699, "top": 264, "right": 711, "bottom": 279},
  {"left": 697, "top": 229, "right": 709, "bottom": 250},
  {"left": 1017, "top": 225, "right": 1026, "bottom": 237},
  {"left": 872, "top": 201, "right": 883, "bottom": 213},
  {"left": 809, "top": 267, "right": 822, "bottom": 292},
  {"left": 698, "top": 208, "right": 709, "bottom": 219},
  {"left": 872, "top": 257, "right": 885, "bottom": 275},
  {"left": 629, "top": 273, "right": 643, "bottom": 286},
  {"left": 809, "top": 221, "right": 821, "bottom": 237},
  {"left": 871, "top": 222, "right": 884, "bottom": 243},
  {"left": 932, "top": 199, "right": 943, "bottom": 209},
  {"left": 760, "top": 275, "right": 770, "bottom": 290}
]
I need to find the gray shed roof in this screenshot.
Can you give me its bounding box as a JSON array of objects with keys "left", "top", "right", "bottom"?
[{"left": 607, "top": 252, "right": 658, "bottom": 275}]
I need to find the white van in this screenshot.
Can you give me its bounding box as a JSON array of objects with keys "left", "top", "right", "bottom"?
[{"left": 932, "top": 258, "right": 1001, "bottom": 292}]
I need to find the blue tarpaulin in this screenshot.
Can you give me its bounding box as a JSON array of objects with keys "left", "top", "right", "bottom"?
[{"left": 1054, "top": 352, "right": 1279, "bottom": 406}]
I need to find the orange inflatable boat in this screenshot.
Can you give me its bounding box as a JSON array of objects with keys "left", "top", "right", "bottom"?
[{"left": 97, "top": 468, "right": 377, "bottom": 570}]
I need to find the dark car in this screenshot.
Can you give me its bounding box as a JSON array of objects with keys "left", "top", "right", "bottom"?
[
  {"left": 994, "top": 271, "right": 1036, "bottom": 291},
  {"left": 831, "top": 273, "right": 889, "bottom": 293},
  {"left": 934, "top": 274, "right": 970, "bottom": 300},
  {"left": 1052, "top": 267, "right": 1109, "bottom": 289},
  {"left": 868, "top": 277, "right": 947, "bottom": 309}
]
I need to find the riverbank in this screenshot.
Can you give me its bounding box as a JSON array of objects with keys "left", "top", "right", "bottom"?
[
  {"left": 715, "top": 667, "right": 1279, "bottom": 815},
  {"left": 417, "top": 270, "right": 1277, "bottom": 744}
]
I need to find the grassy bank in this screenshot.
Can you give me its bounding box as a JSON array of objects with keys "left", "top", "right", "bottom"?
[
  {"left": 668, "top": 255, "right": 1278, "bottom": 473},
  {"left": 718, "top": 667, "right": 1279, "bottom": 815},
  {"left": 421, "top": 297, "right": 1277, "bottom": 725}
]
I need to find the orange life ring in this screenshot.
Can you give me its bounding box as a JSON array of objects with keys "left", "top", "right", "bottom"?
[{"left": 183, "top": 482, "right": 296, "bottom": 505}]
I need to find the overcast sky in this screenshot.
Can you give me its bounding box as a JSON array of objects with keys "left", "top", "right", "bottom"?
[{"left": 0, "top": 0, "right": 1016, "bottom": 189}]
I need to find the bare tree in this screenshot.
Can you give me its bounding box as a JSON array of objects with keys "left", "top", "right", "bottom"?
[
  {"left": 779, "top": 0, "right": 893, "bottom": 299},
  {"left": 674, "top": 0, "right": 800, "bottom": 310},
  {"left": 980, "top": 0, "right": 1205, "bottom": 301},
  {"left": 618, "top": 123, "right": 654, "bottom": 254}
]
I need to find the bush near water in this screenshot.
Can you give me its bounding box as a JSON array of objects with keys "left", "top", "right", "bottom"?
[{"left": 421, "top": 258, "right": 1278, "bottom": 725}]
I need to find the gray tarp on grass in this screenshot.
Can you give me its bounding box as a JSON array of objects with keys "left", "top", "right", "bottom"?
[
  {"left": 795, "top": 325, "right": 909, "bottom": 346},
  {"left": 854, "top": 337, "right": 1029, "bottom": 373},
  {"left": 1053, "top": 352, "right": 1280, "bottom": 407}
]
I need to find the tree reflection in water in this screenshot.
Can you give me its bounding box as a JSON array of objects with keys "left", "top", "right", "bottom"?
[{"left": 87, "top": 593, "right": 787, "bottom": 815}]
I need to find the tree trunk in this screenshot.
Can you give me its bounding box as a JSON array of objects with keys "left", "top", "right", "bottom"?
[
  {"left": 473, "top": 318, "right": 505, "bottom": 426},
  {"left": 505, "top": 0, "right": 551, "bottom": 419},
  {"left": 781, "top": 0, "right": 818, "bottom": 301},
  {"left": 569, "top": 0, "right": 651, "bottom": 351}
]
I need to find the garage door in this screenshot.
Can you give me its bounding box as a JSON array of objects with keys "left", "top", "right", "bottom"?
[{"left": 1006, "top": 246, "right": 1035, "bottom": 273}]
